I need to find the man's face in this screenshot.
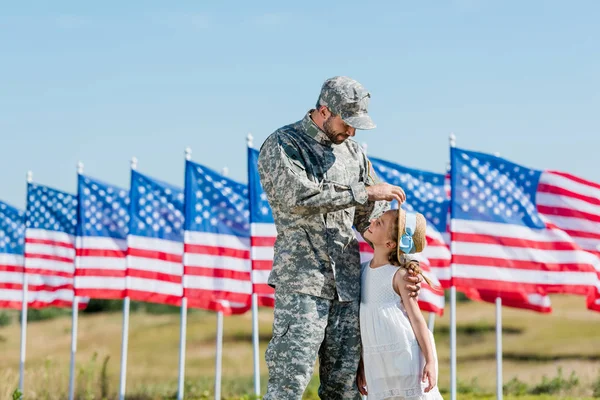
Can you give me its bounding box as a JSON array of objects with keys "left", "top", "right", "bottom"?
[{"left": 322, "top": 113, "right": 356, "bottom": 144}]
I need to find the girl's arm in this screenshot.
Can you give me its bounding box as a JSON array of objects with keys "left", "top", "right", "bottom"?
[{"left": 393, "top": 269, "right": 437, "bottom": 392}]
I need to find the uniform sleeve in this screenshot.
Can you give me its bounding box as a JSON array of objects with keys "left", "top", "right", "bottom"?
[
  {"left": 257, "top": 133, "right": 369, "bottom": 216},
  {"left": 353, "top": 156, "right": 391, "bottom": 235}
]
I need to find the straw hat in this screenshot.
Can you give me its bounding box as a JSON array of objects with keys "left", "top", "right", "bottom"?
[{"left": 396, "top": 208, "right": 427, "bottom": 257}]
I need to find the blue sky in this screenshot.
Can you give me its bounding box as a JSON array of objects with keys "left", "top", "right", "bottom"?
[{"left": 1, "top": 1, "right": 598, "bottom": 209}]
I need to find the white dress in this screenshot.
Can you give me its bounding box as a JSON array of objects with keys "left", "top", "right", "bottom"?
[{"left": 360, "top": 261, "right": 443, "bottom": 400}]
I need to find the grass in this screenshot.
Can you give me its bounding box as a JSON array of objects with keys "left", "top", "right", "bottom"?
[{"left": 0, "top": 294, "right": 599, "bottom": 399}]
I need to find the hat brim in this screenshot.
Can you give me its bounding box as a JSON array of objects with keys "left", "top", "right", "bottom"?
[{"left": 343, "top": 114, "right": 376, "bottom": 130}]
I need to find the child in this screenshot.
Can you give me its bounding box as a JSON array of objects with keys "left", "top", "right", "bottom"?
[{"left": 357, "top": 208, "right": 443, "bottom": 400}]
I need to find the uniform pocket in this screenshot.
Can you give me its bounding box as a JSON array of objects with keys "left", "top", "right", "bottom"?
[
  {"left": 265, "top": 311, "right": 291, "bottom": 366},
  {"left": 271, "top": 312, "right": 291, "bottom": 338}
]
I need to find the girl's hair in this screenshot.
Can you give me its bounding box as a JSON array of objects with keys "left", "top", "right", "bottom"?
[{"left": 387, "top": 209, "right": 434, "bottom": 287}]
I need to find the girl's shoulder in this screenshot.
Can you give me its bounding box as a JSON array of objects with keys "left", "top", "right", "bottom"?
[{"left": 391, "top": 266, "right": 408, "bottom": 294}]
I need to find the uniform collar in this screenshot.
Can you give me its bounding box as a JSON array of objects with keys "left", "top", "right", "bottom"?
[{"left": 301, "top": 111, "right": 333, "bottom": 146}]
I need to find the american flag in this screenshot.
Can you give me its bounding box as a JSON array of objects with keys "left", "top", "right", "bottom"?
[
  {"left": 535, "top": 170, "right": 600, "bottom": 311},
  {"left": 183, "top": 160, "right": 251, "bottom": 314},
  {"left": 247, "top": 147, "right": 275, "bottom": 307},
  {"left": 24, "top": 183, "right": 83, "bottom": 308},
  {"left": 461, "top": 287, "right": 551, "bottom": 313},
  {"left": 369, "top": 157, "right": 452, "bottom": 287},
  {"left": 0, "top": 201, "right": 25, "bottom": 309},
  {"left": 75, "top": 175, "right": 129, "bottom": 299},
  {"left": 127, "top": 170, "right": 184, "bottom": 306},
  {"left": 368, "top": 156, "right": 556, "bottom": 313},
  {"left": 365, "top": 157, "right": 449, "bottom": 315},
  {"left": 450, "top": 147, "right": 600, "bottom": 303}
]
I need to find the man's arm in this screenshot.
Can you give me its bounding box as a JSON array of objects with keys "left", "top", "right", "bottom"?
[
  {"left": 258, "top": 134, "right": 369, "bottom": 216},
  {"left": 353, "top": 157, "right": 392, "bottom": 235}
]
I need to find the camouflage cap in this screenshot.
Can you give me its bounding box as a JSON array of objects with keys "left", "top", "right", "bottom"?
[{"left": 317, "top": 76, "right": 376, "bottom": 130}]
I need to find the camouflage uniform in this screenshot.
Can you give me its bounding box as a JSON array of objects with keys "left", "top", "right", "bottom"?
[{"left": 258, "top": 77, "right": 389, "bottom": 399}]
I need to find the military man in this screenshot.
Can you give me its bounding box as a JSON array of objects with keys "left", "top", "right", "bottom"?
[{"left": 258, "top": 76, "right": 422, "bottom": 399}]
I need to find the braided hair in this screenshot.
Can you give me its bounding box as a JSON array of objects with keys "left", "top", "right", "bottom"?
[{"left": 387, "top": 209, "right": 433, "bottom": 287}]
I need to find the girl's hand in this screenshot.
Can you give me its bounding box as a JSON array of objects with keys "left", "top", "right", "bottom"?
[
  {"left": 356, "top": 361, "right": 368, "bottom": 396},
  {"left": 422, "top": 362, "right": 437, "bottom": 392}
]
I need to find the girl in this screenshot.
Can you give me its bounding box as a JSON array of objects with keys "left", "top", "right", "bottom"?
[{"left": 357, "top": 208, "right": 443, "bottom": 400}]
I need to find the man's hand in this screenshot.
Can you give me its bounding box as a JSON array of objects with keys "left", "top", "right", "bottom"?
[
  {"left": 403, "top": 269, "right": 422, "bottom": 298},
  {"left": 366, "top": 183, "right": 406, "bottom": 203}
]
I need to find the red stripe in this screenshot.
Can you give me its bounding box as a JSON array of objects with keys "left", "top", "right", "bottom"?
[
  {"left": 426, "top": 236, "right": 447, "bottom": 248},
  {"left": 186, "top": 297, "right": 251, "bottom": 315},
  {"left": 587, "top": 295, "right": 600, "bottom": 312},
  {"left": 76, "top": 248, "right": 127, "bottom": 258},
  {"left": 252, "top": 260, "right": 273, "bottom": 270},
  {"left": 25, "top": 268, "right": 73, "bottom": 278},
  {"left": 0, "top": 282, "right": 22, "bottom": 290},
  {"left": 418, "top": 301, "right": 443, "bottom": 316},
  {"left": 0, "top": 265, "right": 24, "bottom": 273},
  {"left": 465, "top": 291, "right": 551, "bottom": 313},
  {"left": 560, "top": 228, "right": 600, "bottom": 241},
  {"left": 251, "top": 236, "right": 276, "bottom": 247},
  {"left": 538, "top": 183, "right": 600, "bottom": 208},
  {"left": 183, "top": 266, "right": 251, "bottom": 281},
  {"left": 75, "top": 288, "right": 126, "bottom": 299},
  {"left": 452, "top": 276, "right": 592, "bottom": 296},
  {"left": 257, "top": 295, "right": 275, "bottom": 307},
  {"left": 127, "top": 290, "right": 182, "bottom": 306},
  {"left": 546, "top": 171, "right": 600, "bottom": 191},
  {"left": 453, "top": 232, "right": 581, "bottom": 251},
  {"left": 253, "top": 283, "right": 275, "bottom": 295},
  {"left": 128, "top": 248, "right": 182, "bottom": 263},
  {"left": 27, "top": 300, "right": 86, "bottom": 309},
  {"left": 75, "top": 268, "right": 126, "bottom": 277},
  {"left": 24, "top": 253, "right": 74, "bottom": 264},
  {"left": 359, "top": 242, "right": 373, "bottom": 253},
  {"left": 538, "top": 205, "right": 600, "bottom": 224},
  {"left": 184, "top": 288, "right": 251, "bottom": 304},
  {"left": 184, "top": 244, "right": 250, "bottom": 259},
  {"left": 422, "top": 283, "right": 445, "bottom": 296},
  {"left": 127, "top": 268, "right": 182, "bottom": 283},
  {"left": 453, "top": 254, "right": 595, "bottom": 272},
  {"left": 428, "top": 259, "right": 451, "bottom": 267},
  {"left": 25, "top": 237, "right": 73, "bottom": 249},
  {"left": 0, "top": 300, "right": 23, "bottom": 310},
  {"left": 28, "top": 283, "right": 73, "bottom": 292}
]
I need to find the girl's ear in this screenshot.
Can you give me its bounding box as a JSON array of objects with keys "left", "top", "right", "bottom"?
[{"left": 385, "top": 240, "right": 396, "bottom": 250}]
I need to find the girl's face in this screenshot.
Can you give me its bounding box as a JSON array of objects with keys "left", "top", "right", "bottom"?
[{"left": 364, "top": 210, "right": 397, "bottom": 250}]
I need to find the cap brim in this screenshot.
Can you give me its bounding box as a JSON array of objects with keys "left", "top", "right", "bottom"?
[{"left": 343, "top": 114, "right": 376, "bottom": 130}]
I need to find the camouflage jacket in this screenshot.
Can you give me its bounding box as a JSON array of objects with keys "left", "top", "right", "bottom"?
[{"left": 257, "top": 112, "right": 389, "bottom": 301}]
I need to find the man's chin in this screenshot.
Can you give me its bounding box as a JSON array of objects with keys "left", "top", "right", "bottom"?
[{"left": 331, "top": 134, "right": 349, "bottom": 144}]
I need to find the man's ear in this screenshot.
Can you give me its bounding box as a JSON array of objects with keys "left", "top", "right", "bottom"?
[{"left": 317, "top": 105, "right": 331, "bottom": 119}]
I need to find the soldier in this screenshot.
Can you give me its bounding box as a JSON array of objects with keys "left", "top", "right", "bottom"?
[{"left": 258, "top": 76, "right": 423, "bottom": 400}]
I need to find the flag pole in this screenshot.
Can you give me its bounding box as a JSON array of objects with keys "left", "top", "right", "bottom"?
[
  {"left": 361, "top": 141, "right": 369, "bottom": 400},
  {"left": 68, "top": 161, "right": 84, "bottom": 400},
  {"left": 496, "top": 296, "right": 503, "bottom": 399},
  {"left": 119, "top": 157, "right": 137, "bottom": 400},
  {"left": 248, "top": 133, "right": 261, "bottom": 397},
  {"left": 177, "top": 148, "right": 192, "bottom": 400},
  {"left": 449, "top": 133, "right": 457, "bottom": 400},
  {"left": 213, "top": 166, "right": 231, "bottom": 400},
  {"left": 19, "top": 171, "right": 33, "bottom": 393},
  {"left": 493, "top": 151, "right": 503, "bottom": 400}
]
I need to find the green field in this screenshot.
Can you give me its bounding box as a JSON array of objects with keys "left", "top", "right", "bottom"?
[{"left": 1, "top": 294, "right": 599, "bottom": 399}]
